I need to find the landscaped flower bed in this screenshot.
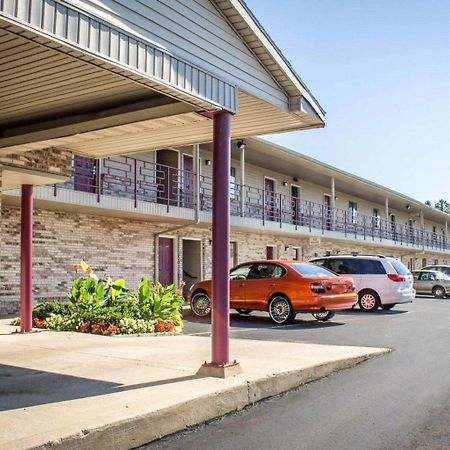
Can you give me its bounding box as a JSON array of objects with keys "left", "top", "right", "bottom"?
[{"left": 10, "top": 261, "right": 184, "bottom": 335}]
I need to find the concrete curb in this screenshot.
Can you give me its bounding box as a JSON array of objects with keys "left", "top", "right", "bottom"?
[{"left": 32, "top": 348, "right": 390, "bottom": 450}]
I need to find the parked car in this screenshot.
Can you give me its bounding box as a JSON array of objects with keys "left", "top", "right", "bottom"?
[
  {"left": 310, "top": 255, "right": 415, "bottom": 312},
  {"left": 421, "top": 265, "right": 450, "bottom": 276},
  {"left": 188, "top": 260, "right": 357, "bottom": 324},
  {"left": 412, "top": 270, "right": 450, "bottom": 298}
]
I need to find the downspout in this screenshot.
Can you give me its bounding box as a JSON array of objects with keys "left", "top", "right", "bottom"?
[{"left": 153, "top": 144, "right": 201, "bottom": 281}]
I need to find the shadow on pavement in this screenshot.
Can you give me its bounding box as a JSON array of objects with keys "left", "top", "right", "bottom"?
[{"left": 0, "top": 364, "right": 203, "bottom": 412}]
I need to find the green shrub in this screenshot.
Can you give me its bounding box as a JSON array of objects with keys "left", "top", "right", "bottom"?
[{"left": 33, "top": 301, "right": 70, "bottom": 319}]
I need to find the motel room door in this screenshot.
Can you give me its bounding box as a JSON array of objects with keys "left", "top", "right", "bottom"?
[
  {"left": 182, "top": 154, "right": 194, "bottom": 208},
  {"left": 264, "top": 178, "right": 275, "bottom": 221},
  {"left": 158, "top": 238, "right": 174, "bottom": 286},
  {"left": 73, "top": 155, "right": 96, "bottom": 193}
]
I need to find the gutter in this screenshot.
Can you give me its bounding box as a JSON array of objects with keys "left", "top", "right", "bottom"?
[{"left": 153, "top": 144, "right": 201, "bottom": 281}]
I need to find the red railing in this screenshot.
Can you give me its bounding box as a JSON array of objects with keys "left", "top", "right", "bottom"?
[{"left": 53, "top": 155, "right": 450, "bottom": 252}]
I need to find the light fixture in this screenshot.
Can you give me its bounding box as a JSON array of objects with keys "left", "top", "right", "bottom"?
[
  {"left": 284, "top": 245, "right": 289, "bottom": 251},
  {"left": 406, "top": 204, "right": 411, "bottom": 210},
  {"left": 282, "top": 181, "right": 288, "bottom": 187},
  {"left": 205, "top": 159, "right": 211, "bottom": 166},
  {"left": 293, "top": 177, "right": 299, "bottom": 182},
  {"left": 236, "top": 140, "right": 246, "bottom": 150},
  {"left": 334, "top": 196, "right": 339, "bottom": 200}
]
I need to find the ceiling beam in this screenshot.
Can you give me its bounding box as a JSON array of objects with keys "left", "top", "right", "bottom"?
[{"left": 0, "top": 95, "right": 197, "bottom": 148}]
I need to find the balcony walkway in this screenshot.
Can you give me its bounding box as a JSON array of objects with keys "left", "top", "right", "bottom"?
[{"left": 4, "top": 154, "right": 449, "bottom": 254}]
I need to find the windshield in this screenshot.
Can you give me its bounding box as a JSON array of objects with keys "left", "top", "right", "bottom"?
[
  {"left": 291, "top": 263, "right": 337, "bottom": 278},
  {"left": 389, "top": 259, "right": 410, "bottom": 276}
]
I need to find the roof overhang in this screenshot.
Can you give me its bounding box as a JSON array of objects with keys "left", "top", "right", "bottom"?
[
  {"left": 202, "top": 137, "right": 450, "bottom": 225},
  {"left": 214, "top": 0, "right": 326, "bottom": 124},
  {"left": 0, "top": 0, "right": 238, "bottom": 113},
  {"left": 0, "top": 164, "right": 68, "bottom": 190}
]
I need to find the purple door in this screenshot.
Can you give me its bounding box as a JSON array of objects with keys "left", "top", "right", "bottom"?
[
  {"left": 264, "top": 178, "right": 275, "bottom": 221},
  {"left": 182, "top": 154, "right": 194, "bottom": 208},
  {"left": 74, "top": 155, "right": 96, "bottom": 193},
  {"left": 266, "top": 246, "right": 274, "bottom": 260},
  {"left": 158, "top": 238, "right": 174, "bottom": 286},
  {"left": 324, "top": 195, "right": 332, "bottom": 230}
]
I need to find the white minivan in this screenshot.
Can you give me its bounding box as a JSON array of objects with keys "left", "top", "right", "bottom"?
[{"left": 310, "top": 255, "right": 415, "bottom": 311}]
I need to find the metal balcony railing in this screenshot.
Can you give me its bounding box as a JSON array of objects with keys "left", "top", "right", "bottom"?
[{"left": 52, "top": 155, "right": 450, "bottom": 252}]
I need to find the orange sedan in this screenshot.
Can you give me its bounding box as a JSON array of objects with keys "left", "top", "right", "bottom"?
[{"left": 187, "top": 260, "right": 357, "bottom": 324}]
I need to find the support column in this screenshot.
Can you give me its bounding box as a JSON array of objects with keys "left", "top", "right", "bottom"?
[
  {"left": 197, "top": 112, "right": 241, "bottom": 378},
  {"left": 420, "top": 210, "right": 425, "bottom": 250},
  {"left": 20, "top": 185, "right": 33, "bottom": 333},
  {"left": 385, "top": 197, "right": 389, "bottom": 221},
  {"left": 239, "top": 142, "right": 246, "bottom": 217},
  {"left": 330, "top": 177, "right": 336, "bottom": 228}
]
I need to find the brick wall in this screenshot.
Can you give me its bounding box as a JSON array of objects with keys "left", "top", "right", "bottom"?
[
  {"left": 0, "top": 205, "right": 448, "bottom": 315},
  {"left": 0, "top": 148, "right": 72, "bottom": 178}
]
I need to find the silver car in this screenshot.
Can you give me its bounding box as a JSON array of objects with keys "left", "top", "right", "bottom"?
[
  {"left": 310, "top": 255, "right": 415, "bottom": 312},
  {"left": 412, "top": 270, "right": 450, "bottom": 298}
]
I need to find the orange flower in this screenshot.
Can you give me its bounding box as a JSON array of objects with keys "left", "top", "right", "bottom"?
[
  {"left": 86, "top": 266, "right": 94, "bottom": 274},
  {"left": 175, "top": 288, "right": 182, "bottom": 296},
  {"left": 72, "top": 263, "right": 80, "bottom": 271},
  {"left": 179, "top": 280, "right": 186, "bottom": 288}
]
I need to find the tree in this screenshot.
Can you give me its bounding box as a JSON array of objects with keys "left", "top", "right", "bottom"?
[
  {"left": 425, "top": 200, "right": 432, "bottom": 207},
  {"left": 434, "top": 199, "right": 450, "bottom": 213}
]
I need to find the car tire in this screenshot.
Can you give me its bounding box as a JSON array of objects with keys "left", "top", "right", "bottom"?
[
  {"left": 358, "top": 290, "right": 381, "bottom": 312},
  {"left": 432, "top": 286, "right": 446, "bottom": 299},
  {"left": 311, "top": 311, "right": 335, "bottom": 321},
  {"left": 190, "top": 292, "right": 211, "bottom": 317},
  {"left": 268, "top": 295, "right": 296, "bottom": 325},
  {"left": 236, "top": 309, "right": 253, "bottom": 315},
  {"left": 381, "top": 303, "right": 395, "bottom": 310}
]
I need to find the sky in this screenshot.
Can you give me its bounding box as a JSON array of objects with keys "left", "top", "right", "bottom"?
[{"left": 245, "top": 0, "right": 450, "bottom": 204}]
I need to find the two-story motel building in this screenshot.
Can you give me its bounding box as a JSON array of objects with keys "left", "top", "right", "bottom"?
[
  {"left": 1, "top": 136, "right": 449, "bottom": 315},
  {"left": 0, "top": 0, "right": 448, "bottom": 373}
]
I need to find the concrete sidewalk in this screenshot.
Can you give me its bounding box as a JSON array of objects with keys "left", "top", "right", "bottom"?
[{"left": 0, "top": 319, "right": 389, "bottom": 449}]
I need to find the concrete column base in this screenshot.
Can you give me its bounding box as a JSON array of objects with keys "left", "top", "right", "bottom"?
[{"left": 197, "top": 362, "right": 242, "bottom": 378}]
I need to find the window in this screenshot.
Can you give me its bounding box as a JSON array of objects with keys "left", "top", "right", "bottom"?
[
  {"left": 373, "top": 209, "right": 381, "bottom": 228},
  {"left": 230, "top": 264, "right": 252, "bottom": 280},
  {"left": 230, "top": 242, "right": 237, "bottom": 269},
  {"left": 422, "top": 258, "right": 427, "bottom": 268},
  {"left": 389, "top": 259, "right": 410, "bottom": 275},
  {"left": 292, "top": 247, "right": 300, "bottom": 260},
  {"left": 325, "top": 258, "right": 385, "bottom": 275},
  {"left": 291, "top": 263, "right": 337, "bottom": 278},
  {"left": 419, "top": 272, "right": 435, "bottom": 281},
  {"left": 230, "top": 167, "right": 237, "bottom": 200},
  {"left": 248, "top": 263, "right": 285, "bottom": 280},
  {"left": 349, "top": 201, "right": 358, "bottom": 224}
]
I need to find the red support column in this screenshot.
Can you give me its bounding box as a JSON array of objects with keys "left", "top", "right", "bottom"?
[
  {"left": 197, "top": 111, "right": 241, "bottom": 378},
  {"left": 20, "top": 184, "right": 33, "bottom": 333}
]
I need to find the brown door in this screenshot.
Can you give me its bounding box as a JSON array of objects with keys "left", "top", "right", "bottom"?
[
  {"left": 158, "top": 238, "right": 174, "bottom": 286},
  {"left": 324, "top": 195, "right": 331, "bottom": 230},
  {"left": 156, "top": 150, "right": 179, "bottom": 206},
  {"left": 264, "top": 178, "right": 275, "bottom": 221},
  {"left": 74, "top": 155, "right": 96, "bottom": 193},
  {"left": 291, "top": 185, "right": 300, "bottom": 224},
  {"left": 182, "top": 154, "right": 194, "bottom": 208},
  {"left": 266, "top": 246, "right": 274, "bottom": 260}
]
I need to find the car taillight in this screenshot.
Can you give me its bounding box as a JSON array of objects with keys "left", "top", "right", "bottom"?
[
  {"left": 310, "top": 282, "right": 326, "bottom": 293},
  {"left": 388, "top": 274, "right": 406, "bottom": 282}
]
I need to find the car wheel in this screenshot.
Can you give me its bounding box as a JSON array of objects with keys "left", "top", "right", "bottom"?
[
  {"left": 358, "top": 290, "right": 381, "bottom": 312},
  {"left": 236, "top": 309, "right": 253, "bottom": 315},
  {"left": 268, "top": 295, "right": 296, "bottom": 325},
  {"left": 381, "top": 304, "right": 395, "bottom": 310},
  {"left": 190, "top": 292, "right": 211, "bottom": 317},
  {"left": 311, "top": 311, "right": 335, "bottom": 321},
  {"left": 432, "top": 286, "right": 446, "bottom": 298}
]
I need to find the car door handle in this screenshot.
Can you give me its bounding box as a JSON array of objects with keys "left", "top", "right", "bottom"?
[{"left": 269, "top": 283, "right": 276, "bottom": 287}]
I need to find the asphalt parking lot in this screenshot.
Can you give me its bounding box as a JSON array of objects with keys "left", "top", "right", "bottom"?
[{"left": 147, "top": 296, "right": 450, "bottom": 450}]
